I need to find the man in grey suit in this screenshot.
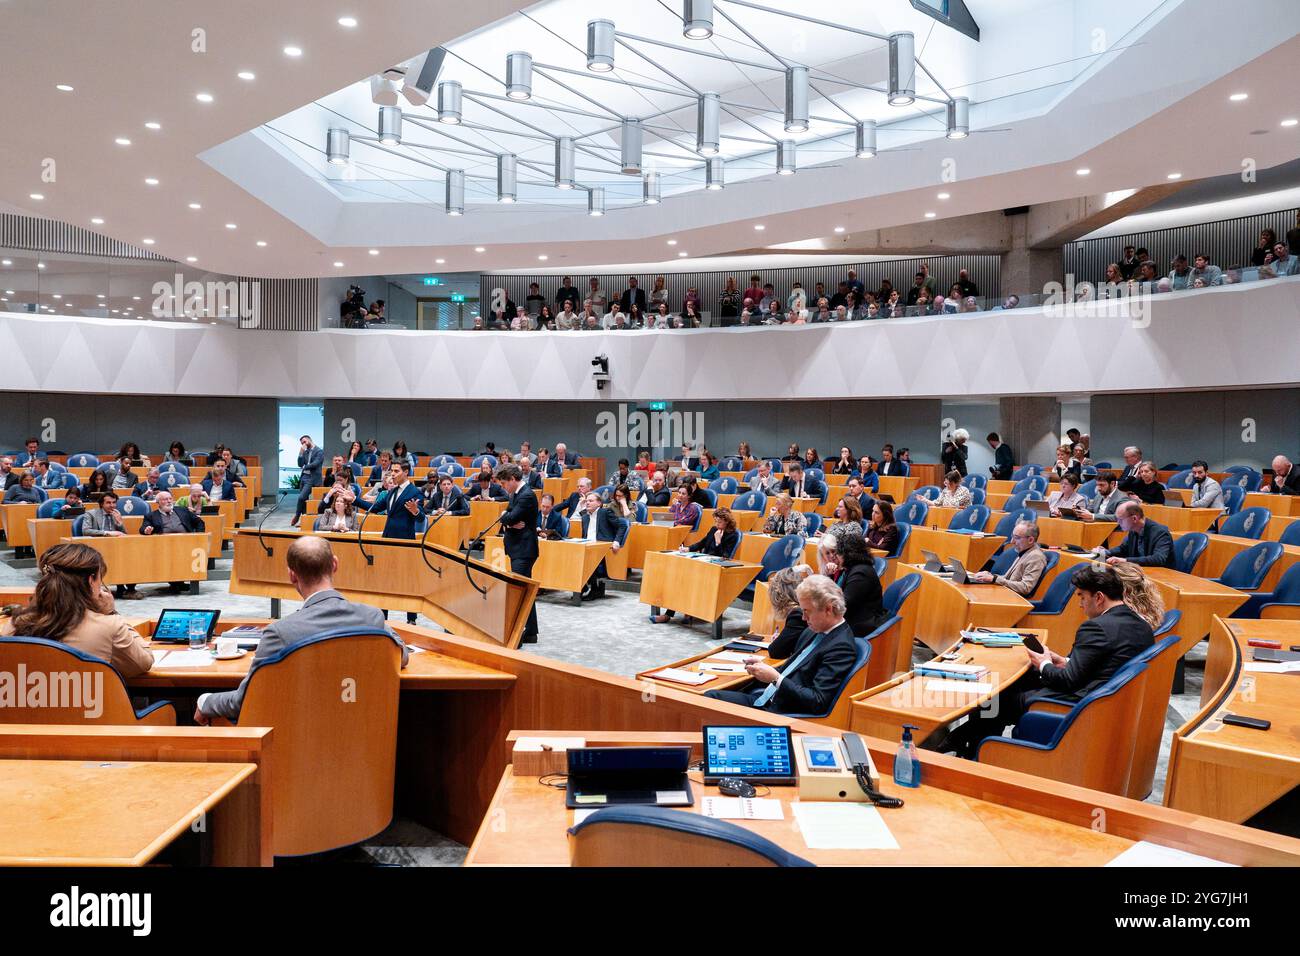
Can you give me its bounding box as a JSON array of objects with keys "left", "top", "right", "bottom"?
[
  {"left": 1188, "top": 460, "right": 1224, "bottom": 510},
  {"left": 194, "top": 536, "right": 408, "bottom": 723},
  {"left": 290, "top": 435, "right": 326, "bottom": 527}
]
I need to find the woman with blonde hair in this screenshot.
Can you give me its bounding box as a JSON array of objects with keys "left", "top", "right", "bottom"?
[
  {"left": 766, "top": 564, "right": 815, "bottom": 657},
  {"left": 0, "top": 543, "right": 153, "bottom": 677},
  {"left": 763, "top": 492, "right": 807, "bottom": 536},
  {"left": 1108, "top": 562, "right": 1166, "bottom": 630}
]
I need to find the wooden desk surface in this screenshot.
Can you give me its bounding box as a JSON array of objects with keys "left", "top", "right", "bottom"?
[
  {"left": 637, "top": 638, "right": 780, "bottom": 696},
  {"left": 464, "top": 733, "right": 1137, "bottom": 867},
  {"left": 850, "top": 629, "right": 1048, "bottom": 743},
  {"left": 907, "top": 565, "right": 1032, "bottom": 654},
  {"left": 0, "top": 759, "right": 255, "bottom": 866},
  {"left": 639, "top": 549, "right": 761, "bottom": 623}
]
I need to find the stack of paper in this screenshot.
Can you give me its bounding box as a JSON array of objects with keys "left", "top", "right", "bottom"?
[
  {"left": 915, "top": 661, "right": 988, "bottom": 681},
  {"left": 650, "top": 667, "right": 716, "bottom": 686}
]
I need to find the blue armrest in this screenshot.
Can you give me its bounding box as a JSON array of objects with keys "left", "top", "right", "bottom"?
[
  {"left": 135, "top": 699, "right": 176, "bottom": 720},
  {"left": 1010, "top": 710, "right": 1065, "bottom": 745},
  {"left": 976, "top": 734, "right": 1055, "bottom": 760},
  {"left": 1232, "top": 592, "right": 1278, "bottom": 619}
]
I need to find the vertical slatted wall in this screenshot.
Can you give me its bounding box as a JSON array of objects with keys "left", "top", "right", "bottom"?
[
  {"left": 0, "top": 213, "right": 168, "bottom": 260},
  {"left": 235, "top": 277, "right": 320, "bottom": 331}
]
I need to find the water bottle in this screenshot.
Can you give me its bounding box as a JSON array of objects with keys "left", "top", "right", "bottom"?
[
  {"left": 188, "top": 618, "right": 208, "bottom": 651},
  {"left": 894, "top": 724, "right": 921, "bottom": 788}
]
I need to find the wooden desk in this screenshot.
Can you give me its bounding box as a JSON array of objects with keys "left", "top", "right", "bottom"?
[
  {"left": 1165, "top": 618, "right": 1300, "bottom": 826},
  {"left": 636, "top": 641, "right": 780, "bottom": 697},
  {"left": 484, "top": 537, "right": 611, "bottom": 596},
  {"left": 1143, "top": 504, "right": 1223, "bottom": 535},
  {"left": 601, "top": 523, "right": 690, "bottom": 580},
  {"left": 0, "top": 587, "right": 34, "bottom": 606},
  {"left": 468, "top": 500, "right": 507, "bottom": 539},
  {"left": 229, "top": 528, "right": 538, "bottom": 649},
  {"left": 1, "top": 502, "right": 40, "bottom": 549},
  {"left": 422, "top": 513, "right": 472, "bottom": 551},
  {"left": 0, "top": 759, "right": 260, "bottom": 866},
  {"left": 639, "top": 550, "right": 761, "bottom": 638},
  {"left": 542, "top": 475, "right": 577, "bottom": 502},
  {"left": 1182, "top": 532, "right": 1300, "bottom": 591},
  {"left": 906, "top": 566, "right": 1032, "bottom": 659},
  {"left": 902, "top": 527, "right": 1004, "bottom": 572},
  {"left": 1034, "top": 515, "right": 1118, "bottom": 550},
  {"left": 463, "top": 729, "right": 1289, "bottom": 867},
  {"left": 70, "top": 532, "right": 209, "bottom": 589},
  {"left": 850, "top": 629, "right": 1049, "bottom": 745},
  {"left": 876, "top": 476, "right": 919, "bottom": 502}
]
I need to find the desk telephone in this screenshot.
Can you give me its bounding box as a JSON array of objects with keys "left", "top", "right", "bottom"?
[{"left": 794, "top": 733, "right": 903, "bottom": 808}]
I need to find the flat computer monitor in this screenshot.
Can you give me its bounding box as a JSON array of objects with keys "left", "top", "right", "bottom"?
[
  {"left": 702, "top": 725, "right": 796, "bottom": 785},
  {"left": 152, "top": 609, "right": 221, "bottom": 644}
]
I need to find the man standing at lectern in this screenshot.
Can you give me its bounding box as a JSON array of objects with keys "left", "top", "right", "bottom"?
[{"left": 497, "top": 463, "right": 540, "bottom": 644}]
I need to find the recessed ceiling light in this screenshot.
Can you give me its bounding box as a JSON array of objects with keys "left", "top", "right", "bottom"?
[
  {"left": 115, "top": 137, "right": 131, "bottom": 146},
  {"left": 1282, "top": 118, "right": 1299, "bottom": 128},
  {"left": 538, "top": 255, "right": 548, "bottom": 261},
  {"left": 435, "top": 258, "right": 446, "bottom": 264},
  {"left": 225, "top": 223, "right": 237, "bottom": 230},
  {"left": 283, "top": 45, "right": 303, "bottom": 57},
  {"left": 133, "top": 295, "right": 141, "bottom": 300},
  {"left": 1166, "top": 172, "right": 1182, "bottom": 180},
  {"left": 145, "top": 121, "right": 161, "bottom": 130},
  {"left": 188, "top": 202, "right": 202, "bottom": 210},
  {"left": 195, "top": 92, "right": 214, "bottom": 103},
  {"left": 1229, "top": 92, "right": 1248, "bottom": 102},
  {"left": 368, "top": 249, "right": 379, "bottom": 256},
  {"left": 1076, "top": 168, "right": 1091, "bottom": 176},
  {"left": 937, "top": 192, "right": 950, "bottom": 200},
  {"left": 678, "top": 251, "right": 688, "bottom": 257},
  {"left": 333, "top": 261, "right": 345, "bottom": 268},
  {"left": 29, "top": 193, "right": 44, "bottom": 201},
  {"left": 924, "top": 211, "right": 936, "bottom": 218},
  {"left": 52, "top": 294, "right": 62, "bottom": 299},
  {"left": 834, "top": 226, "right": 845, "bottom": 233},
  {"left": 1, "top": 260, "right": 10, "bottom": 265},
  {"left": 56, "top": 84, "right": 74, "bottom": 92},
  {"left": 96, "top": 294, "right": 105, "bottom": 299},
  {"left": 338, "top": 16, "right": 358, "bottom": 28},
  {"left": 37, "top": 263, "right": 46, "bottom": 269},
  {"left": 256, "top": 240, "right": 267, "bottom": 247},
  {"left": 237, "top": 71, "right": 256, "bottom": 81},
  {"left": 475, "top": 247, "right": 486, "bottom": 253},
  {"left": 3, "top": 290, "right": 12, "bottom": 294},
  {"left": 186, "top": 256, "right": 197, "bottom": 263},
  {"left": 666, "top": 239, "right": 677, "bottom": 245},
  {"left": 90, "top": 217, "right": 104, "bottom": 225},
  {"left": 754, "top": 224, "right": 765, "bottom": 231},
  {"left": 142, "top": 238, "right": 156, "bottom": 245},
  {"left": 144, "top": 178, "right": 159, "bottom": 186}
]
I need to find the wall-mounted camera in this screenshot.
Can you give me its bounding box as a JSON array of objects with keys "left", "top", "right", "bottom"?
[{"left": 591, "top": 354, "right": 610, "bottom": 391}]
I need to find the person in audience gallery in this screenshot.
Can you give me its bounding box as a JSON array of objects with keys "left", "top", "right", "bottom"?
[
  {"left": 940, "top": 562, "right": 1154, "bottom": 758},
  {"left": 1, "top": 542, "right": 154, "bottom": 677},
  {"left": 704, "top": 574, "right": 857, "bottom": 716},
  {"left": 196, "top": 536, "right": 407, "bottom": 724},
  {"left": 1095, "top": 501, "right": 1175, "bottom": 568},
  {"left": 763, "top": 492, "right": 807, "bottom": 537},
  {"left": 937, "top": 470, "right": 972, "bottom": 508},
  {"left": 1188, "top": 460, "right": 1224, "bottom": 510},
  {"left": 970, "top": 521, "right": 1048, "bottom": 596},
  {"left": 1263, "top": 455, "right": 1300, "bottom": 495}
]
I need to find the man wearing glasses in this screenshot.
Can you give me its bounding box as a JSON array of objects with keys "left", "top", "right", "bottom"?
[{"left": 968, "top": 521, "right": 1047, "bottom": 596}]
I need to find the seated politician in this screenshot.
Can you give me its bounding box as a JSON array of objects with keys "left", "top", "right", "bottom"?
[
  {"left": 705, "top": 574, "right": 858, "bottom": 716},
  {"left": 139, "top": 490, "right": 205, "bottom": 536},
  {"left": 816, "top": 524, "right": 888, "bottom": 636},
  {"left": 202, "top": 459, "right": 237, "bottom": 502},
  {"left": 574, "top": 491, "right": 625, "bottom": 599},
  {"left": 762, "top": 492, "right": 807, "bottom": 537},
  {"left": 651, "top": 508, "right": 740, "bottom": 624},
  {"left": 1080, "top": 470, "right": 1126, "bottom": 520},
  {"left": 0, "top": 542, "right": 154, "bottom": 677},
  {"left": 642, "top": 470, "right": 671, "bottom": 507},
  {"left": 195, "top": 536, "right": 408, "bottom": 723},
  {"left": 1095, "top": 501, "right": 1175, "bottom": 568},
  {"left": 467, "top": 469, "right": 508, "bottom": 502},
  {"left": 425, "top": 474, "right": 470, "bottom": 516},
  {"left": 941, "top": 563, "right": 1154, "bottom": 758},
  {"left": 969, "top": 520, "right": 1047, "bottom": 595},
  {"left": 314, "top": 494, "right": 359, "bottom": 533},
  {"left": 537, "top": 493, "right": 567, "bottom": 538}
]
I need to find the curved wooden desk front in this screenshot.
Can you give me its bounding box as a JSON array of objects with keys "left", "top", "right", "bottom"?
[
  {"left": 906, "top": 565, "right": 1033, "bottom": 659},
  {"left": 229, "top": 528, "right": 538, "bottom": 649},
  {"left": 1165, "top": 617, "right": 1300, "bottom": 826}
]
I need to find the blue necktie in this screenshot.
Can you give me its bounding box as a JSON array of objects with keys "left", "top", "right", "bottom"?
[{"left": 755, "top": 631, "right": 826, "bottom": 707}]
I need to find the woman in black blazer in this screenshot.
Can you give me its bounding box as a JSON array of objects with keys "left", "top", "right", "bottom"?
[
  {"left": 866, "top": 500, "right": 901, "bottom": 556},
  {"left": 817, "top": 526, "right": 888, "bottom": 637},
  {"left": 1129, "top": 461, "right": 1166, "bottom": 505},
  {"left": 652, "top": 508, "right": 739, "bottom": 624}
]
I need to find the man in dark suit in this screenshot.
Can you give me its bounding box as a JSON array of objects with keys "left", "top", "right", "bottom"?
[
  {"left": 944, "top": 563, "right": 1153, "bottom": 757},
  {"left": 878, "top": 444, "right": 906, "bottom": 477},
  {"left": 467, "top": 473, "right": 508, "bottom": 501},
  {"left": 517, "top": 456, "right": 544, "bottom": 491},
  {"left": 425, "top": 475, "right": 470, "bottom": 516},
  {"left": 559, "top": 477, "right": 593, "bottom": 517},
  {"left": 1097, "top": 501, "right": 1175, "bottom": 568},
  {"left": 844, "top": 476, "right": 875, "bottom": 517},
  {"left": 376, "top": 461, "right": 424, "bottom": 624},
  {"left": 552, "top": 443, "right": 581, "bottom": 471},
  {"left": 196, "top": 537, "right": 407, "bottom": 722},
  {"left": 618, "top": 276, "right": 647, "bottom": 315},
  {"left": 138, "top": 490, "right": 207, "bottom": 593},
  {"left": 574, "top": 491, "right": 625, "bottom": 600},
  {"left": 367, "top": 451, "right": 393, "bottom": 486},
  {"left": 674, "top": 444, "right": 699, "bottom": 473},
  {"left": 0, "top": 457, "right": 20, "bottom": 493},
  {"left": 200, "top": 460, "right": 237, "bottom": 502},
  {"left": 642, "top": 471, "right": 671, "bottom": 507},
  {"left": 987, "top": 432, "right": 1014, "bottom": 480},
  {"left": 779, "top": 463, "right": 814, "bottom": 499},
  {"left": 705, "top": 575, "right": 858, "bottom": 716},
  {"left": 1116, "top": 446, "right": 1143, "bottom": 493},
  {"left": 291, "top": 435, "right": 326, "bottom": 527},
  {"left": 1264, "top": 455, "right": 1300, "bottom": 495},
  {"left": 498, "top": 465, "right": 540, "bottom": 643},
  {"left": 536, "top": 494, "right": 567, "bottom": 538}
]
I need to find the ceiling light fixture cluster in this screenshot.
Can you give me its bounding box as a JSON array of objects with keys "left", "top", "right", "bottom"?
[{"left": 321, "top": 2, "right": 963, "bottom": 217}]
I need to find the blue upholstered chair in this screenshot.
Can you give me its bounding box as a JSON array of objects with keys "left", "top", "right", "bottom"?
[
  {"left": 1280, "top": 521, "right": 1300, "bottom": 547},
  {"left": 157, "top": 461, "right": 189, "bottom": 476},
  {"left": 1221, "top": 485, "right": 1245, "bottom": 516},
  {"left": 1231, "top": 563, "right": 1300, "bottom": 619},
  {"left": 992, "top": 508, "right": 1036, "bottom": 541},
  {"left": 883, "top": 572, "right": 922, "bottom": 616},
  {"left": 471, "top": 455, "right": 498, "bottom": 469},
  {"left": 912, "top": 485, "right": 941, "bottom": 502},
  {"left": 1221, "top": 470, "right": 1261, "bottom": 493},
  {"left": 741, "top": 534, "right": 805, "bottom": 602},
  {"left": 114, "top": 495, "right": 150, "bottom": 518},
  {"left": 1077, "top": 479, "right": 1097, "bottom": 499},
  {"left": 968, "top": 488, "right": 987, "bottom": 506},
  {"left": 804, "top": 513, "right": 823, "bottom": 537},
  {"left": 708, "top": 476, "right": 739, "bottom": 495},
  {"left": 1002, "top": 491, "right": 1042, "bottom": 512},
  {"left": 1218, "top": 506, "right": 1270, "bottom": 540},
  {"left": 1165, "top": 469, "right": 1194, "bottom": 490},
  {"left": 568, "top": 806, "right": 813, "bottom": 867},
  {"left": 66, "top": 453, "right": 99, "bottom": 468},
  {"left": 890, "top": 521, "right": 912, "bottom": 559},
  {"left": 719, "top": 456, "right": 744, "bottom": 472},
  {"left": 948, "top": 505, "right": 990, "bottom": 533},
  {"left": 1173, "top": 532, "right": 1209, "bottom": 575},
  {"left": 697, "top": 488, "right": 718, "bottom": 508},
  {"left": 962, "top": 474, "right": 987, "bottom": 490},
  {"left": 1013, "top": 475, "right": 1049, "bottom": 495},
  {"left": 1209, "top": 541, "right": 1283, "bottom": 591},
  {"left": 895, "top": 499, "right": 928, "bottom": 527},
  {"left": 1011, "top": 464, "right": 1043, "bottom": 480}
]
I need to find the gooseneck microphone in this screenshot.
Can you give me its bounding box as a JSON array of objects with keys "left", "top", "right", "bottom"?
[{"left": 257, "top": 489, "right": 291, "bottom": 557}]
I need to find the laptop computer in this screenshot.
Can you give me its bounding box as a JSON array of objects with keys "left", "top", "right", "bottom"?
[
  {"left": 152, "top": 609, "right": 221, "bottom": 644},
  {"left": 1160, "top": 494, "right": 1185, "bottom": 508},
  {"left": 200, "top": 505, "right": 222, "bottom": 515},
  {"left": 920, "top": 549, "right": 951, "bottom": 573},
  {"left": 948, "top": 557, "right": 969, "bottom": 584},
  {"left": 1025, "top": 499, "right": 1052, "bottom": 513},
  {"left": 565, "top": 746, "right": 693, "bottom": 809}
]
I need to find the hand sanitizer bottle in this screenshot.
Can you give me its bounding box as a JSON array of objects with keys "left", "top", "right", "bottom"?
[{"left": 893, "top": 724, "right": 921, "bottom": 788}]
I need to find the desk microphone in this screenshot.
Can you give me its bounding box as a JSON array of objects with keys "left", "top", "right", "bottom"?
[
  {"left": 256, "top": 489, "right": 291, "bottom": 557},
  {"left": 462, "top": 512, "right": 507, "bottom": 597},
  {"left": 356, "top": 492, "right": 384, "bottom": 566},
  {"left": 417, "top": 509, "right": 448, "bottom": 577}
]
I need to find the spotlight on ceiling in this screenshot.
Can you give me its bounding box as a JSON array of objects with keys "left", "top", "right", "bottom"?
[
  {"left": 588, "top": 187, "right": 606, "bottom": 217},
  {"left": 446, "top": 169, "right": 465, "bottom": 216},
  {"left": 776, "top": 140, "right": 796, "bottom": 176},
  {"left": 402, "top": 48, "right": 446, "bottom": 106},
  {"left": 506, "top": 51, "right": 533, "bottom": 100},
  {"left": 946, "top": 97, "right": 969, "bottom": 139},
  {"left": 705, "top": 157, "right": 725, "bottom": 190},
  {"left": 437, "top": 81, "right": 463, "bottom": 124},
  {"left": 621, "top": 119, "right": 643, "bottom": 175},
  {"left": 697, "top": 92, "right": 720, "bottom": 157},
  {"left": 369, "top": 74, "right": 400, "bottom": 107},
  {"left": 888, "top": 32, "right": 915, "bottom": 106},
  {"left": 587, "top": 19, "right": 615, "bottom": 72},
  {"left": 642, "top": 171, "right": 661, "bottom": 205},
  {"left": 377, "top": 106, "right": 402, "bottom": 146},
  {"left": 683, "top": 0, "right": 713, "bottom": 39},
  {"left": 855, "top": 119, "right": 877, "bottom": 158},
  {"left": 327, "top": 128, "right": 351, "bottom": 166},
  {"left": 555, "top": 137, "right": 576, "bottom": 189},
  {"left": 784, "top": 66, "right": 809, "bottom": 133},
  {"left": 497, "top": 154, "right": 517, "bottom": 204}
]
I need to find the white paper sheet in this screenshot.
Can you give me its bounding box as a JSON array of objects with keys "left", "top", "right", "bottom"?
[
  {"left": 152, "top": 649, "right": 215, "bottom": 667},
  {"left": 1105, "top": 841, "right": 1235, "bottom": 867},
  {"left": 923, "top": 679, "right": 995, "bottom": 695},
  {"left": 701, "top": 797, "right": 785, "bottom": 821},
  {"left": 650, "top": 667, "right": 716, "bottom": 685},
  {"left": 792, "top": 802, "right": 899, "bottom": 850}
]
